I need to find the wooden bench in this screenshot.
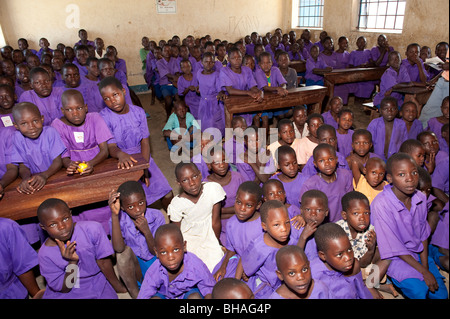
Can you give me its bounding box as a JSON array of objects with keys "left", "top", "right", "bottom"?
[
  {"left": 0, "top": 154, "right": 149, "bottom": 221},
  {"left": 223, "top": 85, "right": 328, "bottom": 128},
  {"left": 392, "top": 85, "right": 433, "bottom": 116},
  {"left": 289, "top": 61, "right": 306, "bottom": 73},
  {"left": 362, "top": 102, "right": 379, "bottom": 121}
]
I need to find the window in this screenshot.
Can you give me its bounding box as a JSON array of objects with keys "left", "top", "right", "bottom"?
[
  {"left": 296, "top": 0, "right": 325, "bottom": 29},
  {"left": 358, "top": 0, "right": 406, "bottom": 32}
]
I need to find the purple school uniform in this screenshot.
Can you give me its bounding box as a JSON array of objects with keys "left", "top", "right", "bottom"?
[
  {"left": 137, "top": 252, "right": 216, "bottom": 299},
  {"left": 115, "top": 58, "right": 127, "bottom": 76},
  {"left": 254, "top": 66, "right": 287, "bottom": 90},
  {"left": 337, "top": 129, "right": 354, "bottom": 158},
  {"left": 430, "top": 201, "right": 449, "bottom": 250},
  {"left": 38, "top": 221, "right": 117, "bottom": 299},
  {"left": 367, "top": 117, "right": 408, "bottom": 161},
  {"left": 305, "top": 57, "right": 328, "bottom": 83},
  {"left": 348, "top": 50, "right": 375, "bottom": 98},
  {"left": 156, "top": 57, "right": 177, "bottom": 86},
  {"left": 0, "top": 126, "right": 15, "bottom": 177},
  {"left": 191, "top": 152, "right": 209, "bottom": 181},
  {"left": 223, "top": 136, "right": 245, "bottom": 166},
  {"left": 288, "top": 51, "right": 304, "bottom": 62},
  {"left": 373, "top": 66, "right": 411, "bottom": 107},
  {"left": 370, "top": 46, "right": 394, "bottom": 67},
  {"left": 270, "top": 172, "right": 309, "bottom": 208},
  {"left": 431, "top": 155, "right": 449, "bottom": 194},
  {"left": 371, "top": 184, "right": 430, "bottom": 282},
  {"left": 100, "top": 104, "right": 172, "bottom": 205},
  {"left": 196, "top": 69, "right": 224, "bottom": 133},
  {"left": 144, "top": 51, "right": 155, "bottom": 85},
  {"left": 241, "top": 227, "right": 302, "bottom": 299},
  {"left": 320, "top": 52, "right": 352, "bottom": 104},
  {"left": 303, "top": 41, "right": 314, "bottom": 55},
  {"left": 0, "top": 217, "right": 39, "bottom": 299},
  {"left": 301, "top": 151, "right": 350, "bottom": 180},
  {"left": 269, "top": 279, "right": 332, "bottom": 299},
  {"left": 63, "top": 81, "right": 100, "bottom": 113},
  {"left": 177, "top": 73, "right": 201, "bottom": 119},
  {"left": 406, "top": 119, "right": 424, "bottom": 140},
  {"left": 9, "top": 126, "right": 66, "bottom": 174},
  {"left": 72, "top": 60, "right": 88, "bottom": 77},
  {"left": 400, "top": 58, "right": 428, "bottom": 83},
  {"left": 334, "top": 51, "right": 351, "bottom": 69},
  {"left": 51, "top": 112, "right": 113, "bottom": 162},
  {"left": 36, "top": 48, "right": 53, "bottom": 60},
  {"left": 426, "top": 117, "right": 444, "bottom": 141},
  {"left": 310, "top": 257, "right": 373, "bottom": 299},
  {"left": 246, "top": 43, "right": 255, "bottom": 57},
  {"left": 18, "top": 87, "right": 64, "bottom": 126},
  {"left": 109, "top": 208, "right": 166, "bottom": 261},
  {"left": 319, "top": 52, "right": 336, "bottom": 68},
  {"left": 287, "top": 204, "right": 301, "bottom": 220},
  {"left": 219, "top": 65, "right": 259, "bottom": 127},
  {"left": 299, "top": 168, "right": 353, "bottom": 222},
  {"left": 235, "top": 148, "right": 277, "bottom": 183},
  {"left": 322, "top": 111, "right": 338, "bottom": 129}
]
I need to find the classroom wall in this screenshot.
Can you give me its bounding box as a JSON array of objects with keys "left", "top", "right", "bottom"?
[{"left": 0, "top": 0, "right": 286, "bottom": 86}]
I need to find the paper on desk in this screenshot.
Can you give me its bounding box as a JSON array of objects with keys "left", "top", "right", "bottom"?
[{"left": 425, "top": 57, "right": 444, "bottom": 70}]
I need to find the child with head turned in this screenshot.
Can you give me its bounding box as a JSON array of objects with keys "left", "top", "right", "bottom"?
[
  {"left": 299, "top": 144, "right": 353, "bottom": 223},
  {"left": 137, "top": 224, "right": 216, "bottom": 299},
  {"left": 371, "top": 153, "right": 448, "bottom": 299},
  {"left": 270, "top": 145, "right": 308, "bottom": 209},
  {"left": 239, "top": 200, "right": 302, "bottom": 299},
  {"left": 310, "top": 223, "right": 373, "bottom": 299},
  {"left": 370, "top": 34, "right": 394, "bottom": 67},
  {"left": 37, "top": 198, "right": 126, "bottom": 299},
  {"left": 267, "top": 119, "right": 300, "bottom": 168},
  {"left": 167, "top": 162, "right": 225, "bottom": 272},
  {"left": 99, "top": 77, "right": 174, "bottom": 210},
  {"left": 305, "top": 45, "right": 332, "bottom": 86},
  {"left": 270, "top": 245, "right": 332, "bottom": 299},
  {"left": 367, "top": 96, "right": 408, "bottom": 161},
  {"left": 400, "top": 101, "right": 423, "bottom": 139},
  {"left": 0, "top": 84, "right": 16, "bottom": 128},
  {"left": 213, "top": 181, "right": 263, "bottom": 281},
  {"left": 15, "top": 63, "right": 31, "bottom": 100},
  {"left": 292, "top": 113, "right": 324, "bottom": 167},
  {"left": 426, "top": 96, "right": 449, "bottom": 145},
  {"left": 18, "top": 66, "right": 65, "bottom": 126},
  {"left": 399, "top": 139, "right": 434, "bottom": 173},
  {"left": 277, "top": 51, "right": 298, "bottom": 90},
  {"left": 336, "top": 108, "right": 354, "bottom": 158},
  {"left": 350, "top": 157, "right": 388, "bottom": 205},
  {"left": 212, "top": 278, "right": 254, "bottom": 299},
  {"left": 108, "top": 181, "right": 166, "bottom": 299}
]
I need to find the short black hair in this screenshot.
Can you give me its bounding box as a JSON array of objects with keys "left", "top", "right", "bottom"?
[
  {"left": 300, "top": 189, "right": 328, "bottom": 208},
  {"left": 352, "top": 129, "right": 372, "bottom": 143},
  {"left": 277, "top": 118, "right": 294, "bottom": 131},
  {"left": 37, "top": 198, "right": 70, "bottom": 221},
  {"left": 237, "top": 181, "right": 263, "bottom": 203},
  {"left": 12, "top": 102, "right": 41, "bottom": 122},
  {"left": 399, "top": 139, "right": 424, "bottom": 155},
  {"left": 316, "top": 124, "right": 336, "bottom": 138},
  {"left": 276, "top": 245, "right": 307, "bottom": 270},
  {"left": 312, "top": 143, "right": 336, "bottom": 161},
  {"left": 380, "top": 96, "right": 398, "bottom": 109},
  {"left": 417, "top": 166, "right": 432, "bottom": 189},
  {"left": 174, "top": 162, "right": 199, "bottom": 180},
  {"left": 98, "top": 76, "right": 123, "bottom": 92},
  {"left": 417, "top": 130, "right": 437, "bottom": 143},
  {"left": 341, "top": 191, "right": 370, "bottom": 213},
  {"left": 275, "top": 145, "right": 296, "bottom": 162},
  {"left": 260, "top": 199, "right": 287, "bottom": 223},
  {"left": 386, "top": 152, "right": 417, "bottom": 176},
  {"left": 306, "top": 113, "right": 324, "bottom": 125},
  {"left": 262, "top": 179, "right": 284, "bottom": 197},
  {"left": 117, "top": 180, "right": 146, "bottom": 202},
  {"left": 154, "top": 224, "right": 183, "bottom": 246},
  {"left": 315, "top": 223, "right": 347, "bottom": 253}
]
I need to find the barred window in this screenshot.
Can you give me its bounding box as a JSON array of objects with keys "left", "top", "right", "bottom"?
[
  {"left": 358, "top": 0, "right": 406, "bottom": 32},
  {"left": 296, "top": 0, "right": 325, "bottom": 28}
]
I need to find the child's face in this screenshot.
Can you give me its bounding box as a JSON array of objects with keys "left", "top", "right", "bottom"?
[
  {"left": 0, "top": 87, "right": 15, "bottom": 111},
  {"left": 278, "top": 123, "right": 295, "bottom": 145},
  {"left": 174, "top": 103, "right": 187, "bottom": 119},
  {"left": 14, "top": 108, "right": 44, "bottom": 139},
  {"left": 180, "top": 61, "right": 192, "bottom": 75},
  {"left": 99, "top": 62, "right": 115, "bottom": 79},
  {"left": 155, "top": 234, "right": 186, "bottom": 273},
  {"left": 64, "top": 47, "right": 75, "bottom": 60},
  {"left": 342, "top": 199, "right": 371, "bottom": 233},
  {"left": 319, "top": 235, "right": 355, "bottom": 274},
  {"left": 387, "top": 159, "right": 419, "bottom": 196},
  {"left": 314, "top": 148, "right": 337, "bottom": 176},
  {"left": 63, "top": 66, "right": 81, "bottom": 88},
  {"left": 234, "top": 190, "right": 261, "bottom": 222},
  {"left": 409, "top": 145, "right": 426, "bottom": 167},
  {"left": 202, "top": 55, "right": 215, "bottom": 72},
  {"left": 441, "top": 99, "right": 449, "bottom": 119},
  {"left": 31, "top": 72, "right": 52, "bottom": 98},
  {"left": 254, "top": 46, "right": 264, "bottom": 58},
  {"left": 338, "top": 38, "right": 348, "bottom": 51},
  {"left": 209, "top": 151, "right": 229, "bottom": 177},
  {"left": 420, "top": 47, "right": 431, "bottom": 62},
  {"left": 40, "top": 206, "right": 75, "bottom": 244},
  {"left": 260, "top": 55, "right": 272, "bottom": 73},
  {"left": 406, "top": 45, "right": 420, "bottom": 63},
  {"left": 18, "top": 39, "right": 28, "bottom": 51},
  {"left": 356, "top": 37, "right": 366, "bottom": 50},
  {"left": 179, "top": 46, "right": 189, "bottom": 59},
  {"left": 293, "top": 108, "right": 307, "bottom": 126},
  {"left": 51, "top": 57, "right": 63, "bottom": 71},
  {"left": 419, "top": 180, "right": 432, "bottom": 198},
  {"left": 120, "top": 192, "right": 147, "bottom": 220},
  {"left": 419, "top": 134, "right": 440, "bottom": 155},
  {"left": 245, "top": 131, "right": 259, "bottom": 154},
  {"left": 75, "top": 49, "right": 89, "bottom": 65},
  {"left": 100, "top": 84, "right": 127, "bottom": 114},
  {"left": 277, "top": 53, "right": 290, "bottom": 70},
  {"left": 177, "top": 166, "right": 203, "bottom": 197},
  {"left": 388, "top": 52, "right": 401, "bottom": 70},
  {"left": 276, "top": 253, "right": 312, "bottom": 296},
  {"left": 352, "top": 134, "right": 372, "bottom": 157},
  {"left": 12, "top": 51, "right": 25, "bottom": 65},
  {"left": 232, "top": 118, "right": 247, "bottom": 139},
  {"left": 2, "top": 60, "right": 15, "bottom": 77},
  {"left": 380, "top": 102, "right": 398, "bottom": 122},
  {"left": 217, "top": 46, "right": 226, "bottom": 58},
  {"left": 338, "top": 112, "right": 353, "bottom": 131},
  {"left": 229, "top": 51, "right": 243, "bottom": 69},
  {"left": 278, "top": 152, "right": 298, "bottom": 179},
  {"left": 308, "top": 118, "right": 323, "bottom": 138},
  {"left": 330, "top": 98, "right": 343, "bottom": 115},
  {"left": 318, "top": 130, "right": 338, "bottom": 149},
  {"left": 400, "top": 103, "right": 418, "bottom": 123},
  {"left": 61, "top": 96, "right": 88, "bottom": 126},
  {"left": 363, "top": 161, "right": 386, "bottom": 188},
  {"left": 323, "top": 39, "right": 333, "bottom": 52},
  {"left": 87, "top": 60, "right": 100, "bottom": 77},
  {"left": 263, "top": 183, "right": 286, "bottom": 204},
  {"left": 262, "top": 207, "right": 291, "bottom": 244},
  {"left": 310, "top": 46, "right": 319, "bottom": 59},
  {"left": 243, "top": 57, "right": 255, "bottom": 71},
  {"left": 39, "top": 39, "right": 49, "bottom": 49},
  {"left": 301, "top": 197, "right": 328, "bottom": 225}
]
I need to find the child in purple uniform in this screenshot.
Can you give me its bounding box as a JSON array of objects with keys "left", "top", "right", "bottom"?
[
  {"left": 299, "top": 144, "right": 353, "bottom": 222},
  {"left": 370, "top": 34, "right": 394, "bottom": 67},
  {"left": 311, "top": 223, "right": 373, "bottom": 299},
  {"left": 0, "top": 126, "right": 17, "bottom": 198},
  {"left": 426, "top": 96, "right": 449, "bottom": 144},
  {"left": 177, "top": 59, "right": 200, "bottom": 120},
  {"left": 322, "top": 96, "right": 343, "bottom": 130},
  {"left": 0, "top": 84, "right": 15, "bottom": 128},
  {"left": 429, "top": 201, "right": 449, "bottom": 272},
  {"left": 18, "top": 67, "right": 64, "bottom": 126},
  {"left": 0, "top": 217, "right": 41, "bottom": 299},
  {"left": 305, "top": 45, "right": 331, "bottom": 86},
  {"left": 157, "top": 45, "right": 178, "bottom": 118},
  {"left": 213, "top": 181, "right": 263, "bottom": 280},
  {"left": 109, "top": 181, "right": 166, "bottom": 299},
  {"left": 270, "top": 245, "right": 332, "bottom": 299},
  {"left": 345, "top": 129, "right": 382, "bottom": 169},
  {"left": 400, "top": 101, "right": 423, "bottom": 139},
  {"left": 348, "top": 36, "right": 375, "bottom": 99},
  {"left": 367, "top": 96, "right": 408, "bottom": 161},
  {"left": 371, "top": 153, "right": 448, "bottom": 299},
  {"left": 400, "top": 43, "right": 429, "bottom": 84},
  {"left": 37, "top": 198, "right": 126, "bottom": 299},
  {"left": 137, "top": 224, "right": 216, "bottom": 299},
  {"left": 98, "top": 77, "right": 174, "bottom": 210},
  {"left": 336, "top": 108, "right": 354, "bottom": 158}
]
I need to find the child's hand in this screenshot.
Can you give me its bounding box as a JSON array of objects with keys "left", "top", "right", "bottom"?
[
  {"left": 55, "top": 239, "right": 79, "bottom": 263},
  {"left": 17, "top": 179, "right": 35, "bottom": 194},
  {"left": 365, "top": 229, "right": 377, "bottom": 251},
  {"left": 424, "top": 153, "right": 436, "bottom": 174},
  {"left": 141, "top": 168, "right": 150, "bottom": 187},
  {"left": 66, "top": 161, "right": 80, "bottom": 175},
  {"left": 108, "top": 189, "right": 121, "bottom": 216},
  {"left": 117, "top": 153, "right": 137, "bottom": 169},
  {"left": 276, "top": 87, "right": 288, "bottom": 97},
  {"left": 214, "top": 265, "right": 227, "bottom": 282},
  {"left": 28, "top": 174, "right": 47, "bottom": 192},
  {"left": 422, "top": 269, "right": 439, "bottom": 293},
  {"left": 301, "top": 220, "right": 319, "bottom": 240},
  {"left": 291, "top": 215, "right": 306, "bottom": 229},
  {"left": 79, "top": 162, "right": 94, "bottom": 176},
  {"left": 133, "top": 215, "right": 151, "bottom": 236}
]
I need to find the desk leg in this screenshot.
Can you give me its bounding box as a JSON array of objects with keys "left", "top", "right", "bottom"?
[
  {"left": 225, "top": 107, "right": 233, "bottom": 128},
  {"left": 323, "top": 79, "right": 335, "bottom": 112}
]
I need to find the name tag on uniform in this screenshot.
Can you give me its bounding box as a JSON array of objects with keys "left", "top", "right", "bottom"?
[
  {"left": 1, "top": 116, "right": 13, "bottom": 127},
  {"left": 73, "top": 131, "right": 84, "bottom": 143}
]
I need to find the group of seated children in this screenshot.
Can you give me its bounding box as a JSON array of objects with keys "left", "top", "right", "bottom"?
[{"left": 0, "top": 28, "right": 449, "bottom": 300}]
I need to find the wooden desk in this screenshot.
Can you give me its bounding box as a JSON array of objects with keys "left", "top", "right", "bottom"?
[
  {"left": 392, "top": 86, "right": 432, "bottom": 115},
  {"left": 223, "top": 85, "right": 328, "bottom": 128},
  {"left": 0, "top": 155, "right": 149, "bottom": 220},
  {"left": 290, "top": 61, "right": 306, "bottom": 73}
]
